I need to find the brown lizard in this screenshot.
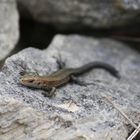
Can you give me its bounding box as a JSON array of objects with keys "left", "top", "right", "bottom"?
[{"left": 20, "top": 62, "right": 120, "bottom": 97}]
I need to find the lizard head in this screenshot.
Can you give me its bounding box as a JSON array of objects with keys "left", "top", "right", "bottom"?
[{"left": 20, "top": 74, "right": 43, "bottom": 88}]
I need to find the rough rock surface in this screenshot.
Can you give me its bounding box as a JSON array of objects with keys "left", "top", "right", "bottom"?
[
  {"left": 0, "top": 35, "right": 140, "bottom": 140},
  {"left": 0, "top": 0, "right": 19, "bottom": 61},
  {"left": 18, "top": 0, "right": 140, "bottom": 29},
  {"left": 0, "top": 97, "right": 55, "bottom": 140}
]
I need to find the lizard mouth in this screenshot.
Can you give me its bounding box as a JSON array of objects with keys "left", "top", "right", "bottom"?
[
  {"left": 20, "top": 77, "right": 34, "bottom": 85},
  {"left": 20, "top": 79, "right": 27, "bottom": 86}
]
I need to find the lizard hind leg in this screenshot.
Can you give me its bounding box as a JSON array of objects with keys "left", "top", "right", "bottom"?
[{"left": 71, "top": 75, "right": 95, "bottom": 86}]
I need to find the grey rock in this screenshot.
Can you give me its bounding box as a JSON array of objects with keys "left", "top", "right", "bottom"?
[
  {"left": 18, "top": 0, "right": 140, "bottom": 29},
  {"left": 0, "top": 97, "right": 56, "bottom": 140},
  {"left": 0, "top": 35, "right": 140, "bottom": 139},
  {"left": 0, "top": 0, "right": 19, "bottom": 61}
]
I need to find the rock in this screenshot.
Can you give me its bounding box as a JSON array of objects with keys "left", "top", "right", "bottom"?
[
  {"left": 0, "top": 35, "right": 140, "bottom": 139},
  {"left": 0, "top": 97, "right": 56, "bottom": 140},
  {"left": 0, "top": 0, "right": 19, "bottom": 61},
  {"left": 17, "top": 0, "right": 140, "bottom": 29}
]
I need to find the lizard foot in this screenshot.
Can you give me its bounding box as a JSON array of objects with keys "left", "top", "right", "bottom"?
[
  {"left": 71, "top": 75, "right": 95, "bottom": 86},
  {"left": 42, "top": 87, "right": 56, "bottom": 97}
]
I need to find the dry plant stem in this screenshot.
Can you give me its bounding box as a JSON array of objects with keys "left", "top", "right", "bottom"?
[
  {"left": 127, "top": 124, "right": 140, "bottom": 140},
  {"left": 68, "top": 99, "right": 73, "bottom": 108},
  {"left": 103, "top": 96, "right": 138, "bottom": 129}
]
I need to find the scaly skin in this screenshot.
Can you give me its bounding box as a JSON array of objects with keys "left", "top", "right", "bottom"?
[{"left": 20, "top": 62, "right": 120, "bottom": 97}]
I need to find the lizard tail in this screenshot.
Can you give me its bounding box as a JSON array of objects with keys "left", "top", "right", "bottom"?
[{"left": 70, "top": 62, "right": 120, "bottom": 79}]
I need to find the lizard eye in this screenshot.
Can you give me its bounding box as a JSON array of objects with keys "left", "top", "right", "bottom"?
[{"left": 28, "top": 80, "right": 34, "bottom": 83}]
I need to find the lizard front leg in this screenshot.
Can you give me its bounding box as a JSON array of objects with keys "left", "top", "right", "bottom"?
[
  {"left": 42, "top": 87, "right": 56, "bottom": 97},
  {"left": 53, "top": 54, "right": 66, "bottom": 69}
]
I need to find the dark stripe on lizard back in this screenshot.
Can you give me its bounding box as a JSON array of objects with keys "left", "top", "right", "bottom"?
[{"left": 67, "top": 62, "right": 120, "bottom": 78}]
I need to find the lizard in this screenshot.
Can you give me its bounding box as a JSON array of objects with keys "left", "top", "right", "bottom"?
[{"left": 20, "top": 61, "right": 120, "bottom": 97}]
